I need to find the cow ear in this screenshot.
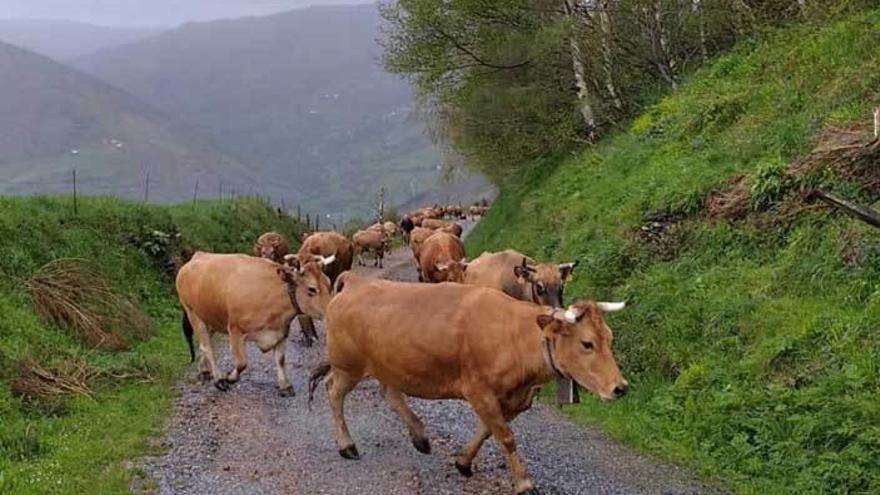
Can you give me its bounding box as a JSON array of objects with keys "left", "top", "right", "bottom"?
[{"left": 559, "top": 261, "right": 578, "bottom": 282}]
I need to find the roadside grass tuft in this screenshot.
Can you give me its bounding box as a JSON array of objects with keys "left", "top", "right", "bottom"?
[{"left": 468, "top": 9, "right": 880, "bottom": 494}]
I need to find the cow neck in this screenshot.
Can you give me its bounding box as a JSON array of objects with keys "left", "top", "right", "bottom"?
[
  {"left": 284, "top": 278, "right": 303, "bottom": 317},
  {"left": 541, "top": 334, "right": 566, "bottom": 380}
]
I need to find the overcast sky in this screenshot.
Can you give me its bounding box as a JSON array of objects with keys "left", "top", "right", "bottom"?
[{"left": 0, "top": 0, "right": 375, "bottom": 27}]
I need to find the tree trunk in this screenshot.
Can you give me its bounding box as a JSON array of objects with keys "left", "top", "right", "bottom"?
[
  {"left": 598, "top": 0, "right": 624, "bottom": 110},
  {"left": 563, "top": 0, "right": 599, "bottom": 141},
  {"left": 693, "top": 0, "right": 708, "bottom": 61}
]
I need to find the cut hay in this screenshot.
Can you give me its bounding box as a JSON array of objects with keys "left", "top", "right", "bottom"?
[
  {"left": 12, "top": 356, "right": 97, "bottom": 401},
  {"left": 790, "top": 126, "right": 880, "bottom": 191},
  {"left": 705, "top": 175, "right": 751, "bottom": 221},
  {"left": 26, "top": 259, "right": 156, "bottom": 350}
]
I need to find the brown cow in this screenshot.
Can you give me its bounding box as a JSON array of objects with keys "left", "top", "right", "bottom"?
[
  {"left": 253, "top": 232, "right": 289, "bottom": 263},
  {"left": 353, "top": 229, "right": 388, "bottom": 268},
  {"left": 297, "top": 231, "right": 354, "bottom": 284},
  {"left": 310, "top": 276, "right": 627, "bottom": 494},
  {"left": 177, "top": 253, "right": 334, "bottom": 395},
  {"left": 421, "top": 218, "right": 448, "bottom": 230},
  {"left": 439, "top": 222, "right": 464, "bottom": 238},
  {"left": 464, "top": 250, "right": 577, "bottom": 309},
  {"left": 296, "top": 231, "right": 355, "bottom": 346},
  {"left": 382, "top": 221, "right": 398, "bottom": 238},
  {"left": 418, "top": 232, "right": 467, "bottom": 283},
  {"left": 408, "top": 226, "right": 436, "bottom": 265}
]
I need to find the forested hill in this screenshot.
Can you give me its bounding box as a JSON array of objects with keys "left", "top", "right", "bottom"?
[{"left": 74, "top": 4, "right": 489, "bottom": 217}]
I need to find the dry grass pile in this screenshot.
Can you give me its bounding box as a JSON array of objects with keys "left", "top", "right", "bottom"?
[
  {"left": 11, "top": 356, "right": 97, "bottom": 401},
  {"left": 25, "top": 259, "right": 156, "bottom": 350}
]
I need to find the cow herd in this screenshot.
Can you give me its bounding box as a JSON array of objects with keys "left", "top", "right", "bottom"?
[{"left": 175, "top": 203, "right": 629, "bottom": 495}]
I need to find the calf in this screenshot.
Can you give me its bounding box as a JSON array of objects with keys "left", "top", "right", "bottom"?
[
  {"left": 177, "top": 253, "right": 334, "bottom": 396},
  {"left": 311, "top": 276, "right": 627, "bottom": 494},
  {"left": 417, "top": 232, "right": 467, "bottom": 283}
]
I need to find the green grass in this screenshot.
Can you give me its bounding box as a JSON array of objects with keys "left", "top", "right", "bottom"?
[
  {"left": 468, "top": 10, "right": 880, "bottom": 495},
  {"left": 0, "top": 195, "right": 305, "bottom": 494}
]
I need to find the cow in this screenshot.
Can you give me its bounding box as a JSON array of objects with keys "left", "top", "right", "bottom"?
[
  {"left": 439, "top": 222, "right": 464, "bottom": 238},
  {"left": 464, "top": 250, "right": 577, "bottom": 309},
  {"left": 408, "top": 226, "right": 436, "bottom": 265},
  {"left": 383, "top": 221, "right": 398, "bottom": 238},
  {"left": 297, "top": 231, "right": 354, "bottom": 284},
  {"left": 420, "top": 218, "right": 448, "bottom": 231},
  {"left": 295, "top": 231, "right": 354, "bottom": 346},
  {"left": 353, "top": 229, "right": 388, "bottom": 268},
  {"left": 253, "top": 232, "right": 289, "bottom": 263},
  {"left": 177, "top": 253, "right": 334, "bottom": 396},
  {"left": 417, "top": 232, "right": 467, "bottom": 283},
  {"left": 309, "top": 276, "right": 628, "bottom": 494}
]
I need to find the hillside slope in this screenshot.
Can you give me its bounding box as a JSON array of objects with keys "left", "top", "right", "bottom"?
[
  {"left": 0, "top": 41, "right": 253, "bottom": 203},
  {"left": 0, "top": 19, "right": 160, "bottom": 61},
  {"left": 75, "top": 4, "right": 477, "bottom": 216},
  {"left": 0, "top": 197, "right": 306, "bottom": 494},
  {"left": 468, "top": 10, "right": 880, "bottom": 494}
]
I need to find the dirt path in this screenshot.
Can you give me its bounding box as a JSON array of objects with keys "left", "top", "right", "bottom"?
[{"left": 139, "top": 229, "right": 726, "bottom": 495}]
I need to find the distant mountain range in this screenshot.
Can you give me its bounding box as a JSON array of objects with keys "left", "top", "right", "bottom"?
[
  {"left": 0, "top": 40, "right": 253, "bottom": 202},
  {"left": 0, "top": 19, "right": 159, "bottom": 61},
  {"left": 0, "top": 6, "right": 492, "bottom": 215}
]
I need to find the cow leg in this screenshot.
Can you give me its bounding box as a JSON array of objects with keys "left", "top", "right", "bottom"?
[
  {"left": 225, "top": 326, "right": 247, "bottom": 385},
  {"left": 198, "top": 352, "right": 211, "bottom": 382},
  {"left": 273, "top": 341, "right": 294, "bottom": 397},
  {"left": 379, "top": 384, "right": 429, "bottom": 454},
  {"left": 192, "top": 316, "right": 226, "bottom": 390},
  {"left": 454, "top": 419, "right": 491, "bottom": 477},
  {"left": 327, "top": 369, "right": 360, "bottom": 459},
  {"left": 467, "top": 393, "right": 536, "bottom": 495}
]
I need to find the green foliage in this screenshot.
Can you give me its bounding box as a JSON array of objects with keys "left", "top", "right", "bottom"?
[
  {"left": 468, "top": 10, "right": 880, "bottom": 494},
  {"left": 0, "top": 196, "right": 305, "bottom": 494}
]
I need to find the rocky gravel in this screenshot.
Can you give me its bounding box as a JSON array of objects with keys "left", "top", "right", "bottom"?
[{"left": 138, "top": 227, "right": 727, "bottom": 494}]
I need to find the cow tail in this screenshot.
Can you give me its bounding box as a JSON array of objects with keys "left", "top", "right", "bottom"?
[
  {"left": 308, "top": 361, "right": 332, "bottom": 409},
  {"left": 181, "top": 311, "right": 196, "bottom": 363}
]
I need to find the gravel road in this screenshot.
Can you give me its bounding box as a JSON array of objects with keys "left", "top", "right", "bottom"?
[{"left": 138, "top": 229, "right": 727, "bottom": 495}]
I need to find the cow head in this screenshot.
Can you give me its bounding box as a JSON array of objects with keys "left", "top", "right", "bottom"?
[
  {"left": 513, "top": 258, "right": 578, "bottom": 308},
  {"left": 536, "top": 300, "right": 628, "bottom": 401},
  {"left": 254, "top": 232, "right": 289, "bottom": 263},
  {"left": 278, "top": 255, "right": 335, "bottom": 319},
  {"left": 434, "top": 259, "right": 468, "bottom": 283}
]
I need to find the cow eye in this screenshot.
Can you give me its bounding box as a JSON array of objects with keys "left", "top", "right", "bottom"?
[
  {"left": 581, "top": 341, "right": 594, "bottom": 351},
  {"left": 536, "top": 283, "right": 546, "bottom": 295},
  {"left": 307, "top": 286, "right": 318, "bottom": 296}
]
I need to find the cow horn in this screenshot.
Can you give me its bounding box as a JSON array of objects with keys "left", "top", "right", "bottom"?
[
  {"left": 597, "top": 301, "right": 626, "bottom": 313},
  {"left": 558, "top": 261, "right": 578, "bottom": 271},
  {"left": 320, "top": 254, "right": 336, "bottom": 266}
]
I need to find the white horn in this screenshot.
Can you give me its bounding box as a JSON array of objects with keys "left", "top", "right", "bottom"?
[
  {"left": 563, "top": 307, "right": 579, "bottom": 323},
  {"left": 320, "top": 254, "right": 336, "bottom": 266},
  {"left": 597, "top": 301, "right": 626, "bottom": 313}
]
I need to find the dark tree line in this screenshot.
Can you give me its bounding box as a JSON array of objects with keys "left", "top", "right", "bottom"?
[{"left": 380, "top": 0, "right": 873, "bottom": 181}]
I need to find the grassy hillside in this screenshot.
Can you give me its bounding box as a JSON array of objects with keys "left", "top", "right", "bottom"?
[
  {"left": 468, "top": 10, "right": 880, "bottom": 494},
  {"left": 0, "top": 196, "right": 305, "bottom": 494}
]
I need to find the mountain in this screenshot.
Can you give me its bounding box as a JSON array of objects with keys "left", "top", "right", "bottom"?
[
  {"left": 0, "top": 41, "right": 253, "bottom": 202},
  {"left": 0, "top": 19, "right": 160, "bottom": 61},
  {"left": 74, "top": 4, "right": 489, "bottom": 216}
]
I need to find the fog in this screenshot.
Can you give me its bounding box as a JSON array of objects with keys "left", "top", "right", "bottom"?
[{"left": 0, "top": 0, "right": 374, "bottom": 27}]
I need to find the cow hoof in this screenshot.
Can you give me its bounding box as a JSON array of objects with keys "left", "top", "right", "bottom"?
[
  {"left": 299, "top": 337, "right": 314, "bottom": 348},
  {"left": 279, "top": 386, "right": 295, "bottom": 398},
  {"left": 339, "top": 445, "right": 360, "bottom": 460},
  {"left": 412, "top": 437, "right": 431, "bottom": 455},
  {"left": 517, "top": 488, "right": 540, "bottom": 495},
  {"left": 199, "top": 371, "right": 212, "bottom": 383},
  {"left": 454, "top": 461, "right": 473, "bottom": 478},
  {"left": 214, "top": 379, "right": 231, "bottom": 392}
]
